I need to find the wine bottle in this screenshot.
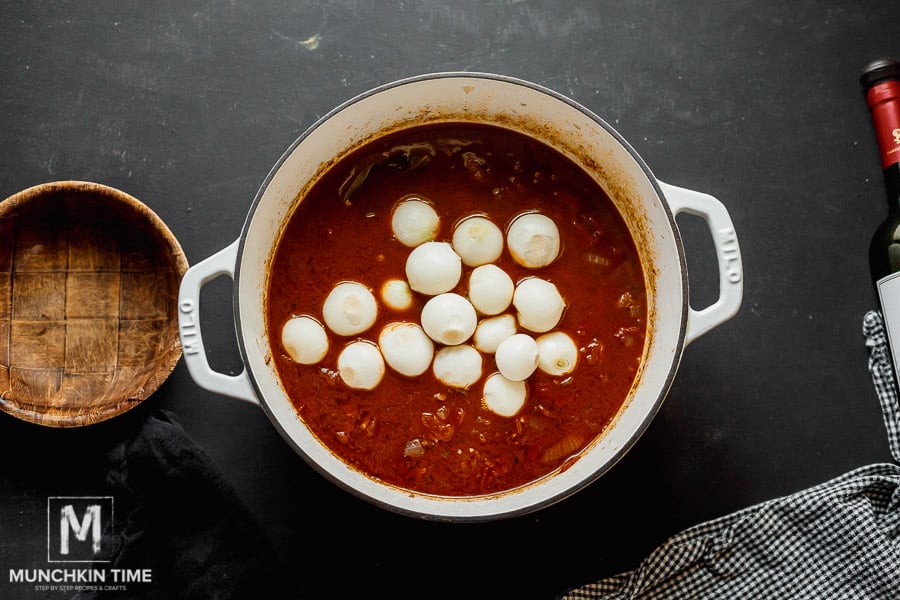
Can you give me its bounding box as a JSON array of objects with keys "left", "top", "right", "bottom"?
[{"left": 862, "top": 57, "right": 900, "bottom": 379}]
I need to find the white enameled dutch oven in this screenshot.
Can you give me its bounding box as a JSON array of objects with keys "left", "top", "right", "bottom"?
[{"left": 177, "top": 73, "right": 743, "bottom": 522}]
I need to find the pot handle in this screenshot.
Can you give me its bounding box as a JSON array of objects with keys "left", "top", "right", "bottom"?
[
  {"left": 177, "top": 239, "right": 259, "bottom": 405},
  {"left": 658, "top": 181, "right": 743, "bottom": 345}
]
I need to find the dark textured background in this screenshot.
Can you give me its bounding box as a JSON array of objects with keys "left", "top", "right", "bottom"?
[{"left": 2, "top": 1, "right": 899, "bottom": 598}]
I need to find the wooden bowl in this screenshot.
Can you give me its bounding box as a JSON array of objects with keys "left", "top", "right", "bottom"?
[{"left": 0, "top": 181, "right": 188, "bottom": 427}]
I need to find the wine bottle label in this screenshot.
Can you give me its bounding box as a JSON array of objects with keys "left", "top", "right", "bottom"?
[
  {"left": 877, "top": 271, "right": 900, "bottom": 378},
  {"left": 867, "top": 80, "right": 900, "bottom": 168}
]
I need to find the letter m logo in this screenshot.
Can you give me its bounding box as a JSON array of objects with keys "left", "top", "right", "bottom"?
[{"left": 47, "top": 496, "right": 113, "bottom": 563}]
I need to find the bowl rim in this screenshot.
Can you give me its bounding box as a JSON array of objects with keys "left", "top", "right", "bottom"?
[{"left": 0, "top": 180, "right": 189, "bottom": 427}]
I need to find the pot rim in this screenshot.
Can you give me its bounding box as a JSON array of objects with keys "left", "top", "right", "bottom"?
[{"left": 232, "top": 72, "right": 690, "bottom": 521}]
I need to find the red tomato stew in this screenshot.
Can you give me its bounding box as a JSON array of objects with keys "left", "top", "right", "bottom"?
[{"left": 265, "top": 122, "right": 647, "bottom": 496}]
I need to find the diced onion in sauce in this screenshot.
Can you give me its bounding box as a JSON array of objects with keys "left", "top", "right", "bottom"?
[{"left": 403, "top": 438, "right": 426, "bottom": 458}]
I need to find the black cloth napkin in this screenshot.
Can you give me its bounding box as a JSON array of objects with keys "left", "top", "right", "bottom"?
[
  {"left": 559, "top": 311, "right": 900, "bottom": 599},
  {"left": 71, "top": 409, "right": 290, "bottom": 600}
]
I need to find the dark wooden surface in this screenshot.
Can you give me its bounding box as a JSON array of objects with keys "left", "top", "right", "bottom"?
[{"left": 2, "top": 1, "right": 899, "bottom": 598}]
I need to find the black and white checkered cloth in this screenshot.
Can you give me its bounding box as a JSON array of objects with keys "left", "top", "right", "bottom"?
[{"left": 560, "top": 311, "right": 900, "bottom": 599}]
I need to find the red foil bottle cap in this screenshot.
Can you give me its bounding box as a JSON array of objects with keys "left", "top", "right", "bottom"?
[
  {"left": 862, "top": 58, "right": 900, "bottom": 169},
  {"left": 866, "top": 80, "right": 900, "bottom": 109}
]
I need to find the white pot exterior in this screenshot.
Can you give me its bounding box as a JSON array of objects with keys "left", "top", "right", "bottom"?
[{"left": 179, "top": 73, "right": 743, "bottom": 521}]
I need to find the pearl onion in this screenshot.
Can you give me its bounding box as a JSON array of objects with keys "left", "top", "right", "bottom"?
[
  {"left": 506, "top": 212, "right": 560, "bottom": 268},
  {"left": 536, "top": 331, "right": 579, "bottom": 376},
  {"left": 322, "top": 281, "right": 378, "bottom": 336},
  {"left": 380, "top": 278, "right": 413, "bottom": 311},
  {"left": 468, "top": 264, "right": 514, "bottom": 315},
  {"left": 405, "top": 241, "right": 462, "bottom": 295},
  {"left": 432, "top": 345, "right": 483, "bottom": 390},
  {"left": 420, "top": 293, "right": 477, "bottom": 345},
  {"left": 391, "top": 197, "right": 440, "bottom": 247},
  {"left": 452, "top": 215, "right": 504, "bottom": 266},
  {"left": 281, "top": 315, "right": 329, "bottom": 365},
  {"left": 513, "top": 277, "right": 566, "bottom": 333},
  {"left": 482, "top": 373, "right": 527, "bottom": 417},
  {"left": 494, "top": 333, "right": 539, "bottom": 381},
  {"left": 378, "top": 322, "right": 434, "bottom": 377},
  {"left": 473, "top": 314, "right": 517, "bottom": 354},
  {"left": 337, "top": 340, "right": 385, "bottom": 390}
]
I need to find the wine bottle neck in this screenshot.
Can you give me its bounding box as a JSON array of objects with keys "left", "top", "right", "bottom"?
[{"left": 867, "top": 80, "right": 900, "bottom": 170}]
